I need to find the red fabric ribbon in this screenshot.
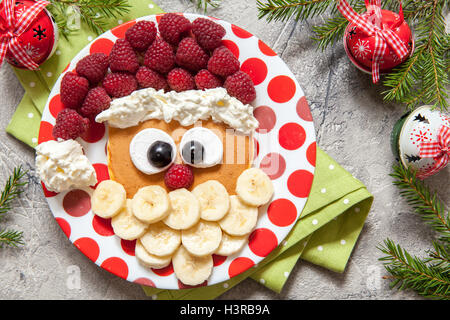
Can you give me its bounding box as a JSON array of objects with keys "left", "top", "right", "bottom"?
[
  {"left": 0, "top": 0, "right": 50, "bottom": 70},
  {"left": 338, "top": 0, "right": 410, "bottom": 83},
  {"left": 418, "top": 125, "right": 450, "bottom": 179}
]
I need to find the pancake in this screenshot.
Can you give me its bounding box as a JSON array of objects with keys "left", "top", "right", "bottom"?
[{"left": 107, "top": 119, "right": 254, "bottom": 198}]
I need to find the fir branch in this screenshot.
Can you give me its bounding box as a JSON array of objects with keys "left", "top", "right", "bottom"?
[
  {"left": 0, "top": 166, "right": 28, "bottom": 221},
  {"left": 382, "top": 0, "right": 449, "bottom": 110},
  {"left": 47, "top": 0, "right": 131, "bottom": 36},
  {"left": 188, "top": 0, "right": 222, "bottom": 12},
  {"left": 0, "top": 229, "right": 24, "bottom": 248},
  {"left": 378, "top": 239, "right": 450, "bottom": 300},
  {"left": 389, "top": 164, "right": 450, "bottom": 244},
  {"left": 257, "top": 0, "right": 334, "bottom": 23}
]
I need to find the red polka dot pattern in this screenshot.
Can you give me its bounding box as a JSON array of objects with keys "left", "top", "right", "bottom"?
[
  {"left": 221, "top": 39, "right": 239, "bottom": 58},
  {"left": 231, "top": 24, "right": 252, "bottom": 38},
  {"left": 212, "top": 254, "right": 227, "bottom": 267},
  {"left": 296, "top": 96, "right": 313, "bottom": 121},
  {"left": 121, "top": 239, "right": 136, "bottom": 256},
  {"left": 92, "top": 215, "right": 115, "bottom": 237},
  {"left": 74, "top": 237, "right": 100, "bottom": 262},
  {"left": 38, "top": 121, "right": 54, "bottom": 144},
  {"left": 288, "top": 170, "right": 314, "bottom": 198},
  {"left": 268, "top": 75, "right": 296, "bottom": 103},
  {"left": 41, "top": 182, "right": 58, "bottom": 198},
  {"left": 279, "top": 123, "right": 306, "bottom": 150},
  {"left": 111, "top": 20, "right": 136, "bottom": 38},
  {"left": 240, "top": 58, "right": 268, "bottom": 86},
  {"left": 254, "top": 106, "right": 276, "bottom": 133},
  {"left": 90, "top": 38, "right": 114, "bottom": 55},
  {"left": 307, "top": 142, "right": 317, "bottom": 167},
  {"left": 260, "top": 153, "right": 286, "bottom": 180},
  {"left": 248, "top": 228, "right": 278, "bottom": 257},
  {"left": 258, "top": 39, "right": 277, "bottom": 56},
  {"left": 63, "top": 189, "right": 91, "bottom": 217},
  {"left": 56, "top": 217, "right": 71, "bottom": 238},
  {"left": 152, "top": 263, "right": 174, "bottom": 277},
  {"left": 268, "top": 199, "right": 297, "bottom": 227},
  {"left": 49, "top": 94, "right": 64, "bottom": 118},
  {"left": 134, "top": 278, "right": 156, "bottom": 287},
  {"left": 253, "top": 137, "right": 259, "bottom": 160},
  {"left": 92, "top": 164, "right": 110, "bottom": 188},
  {"left": 40, "top": 14, "right": 316, "bottom": 289},
  {"left": 101, "top": 257, "right": 129, "bottom": 279},
  {"left": 228, "top": 257, "right": 254, "bottom": 278}
]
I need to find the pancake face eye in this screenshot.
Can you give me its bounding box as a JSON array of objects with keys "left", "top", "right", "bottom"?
[
  {"left": 180, "top": 127, "right": 223, "bottom": 168},
  {"left": 130, "top": 128, "right": 177, "bottom": 175}
]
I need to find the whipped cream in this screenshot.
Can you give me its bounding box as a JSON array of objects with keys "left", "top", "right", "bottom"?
[
  {"left": 36, "top": 140, "right": 98, "bottom": 193},
  {"left": 95, "top": 88, "right": 259, "bottom": 135}
]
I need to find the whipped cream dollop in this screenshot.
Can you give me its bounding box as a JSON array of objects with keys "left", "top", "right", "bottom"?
[
  {"left": 36, "top": 139, "right": 97, "bottom": 193},
  {"left": 95, "top": 88, "right": 259, "bottom": 135}
]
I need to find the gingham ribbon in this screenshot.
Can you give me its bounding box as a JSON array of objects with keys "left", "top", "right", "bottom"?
[
  {"left": 418, "top": 125, "right": 450, "bottom": 179},
  {"left": 0, "top": 0, "right": 50, "bottom": 70},
  {"left": 338, "top": 0, "right": 410, "bottom": 83}
]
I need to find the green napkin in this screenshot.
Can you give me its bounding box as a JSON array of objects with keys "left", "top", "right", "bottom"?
[{"left": 5, "top": 0, "right": 373, "bottom": 299}]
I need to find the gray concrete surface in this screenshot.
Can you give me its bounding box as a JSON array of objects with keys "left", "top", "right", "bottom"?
[{"left": 0, "top": 0, "right": 448, "bottom": 300}]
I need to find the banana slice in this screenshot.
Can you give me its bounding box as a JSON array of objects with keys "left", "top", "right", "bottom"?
[
  {"left": 219, "top": 195, "right": 258, "bottom": 236},
  {"left": 132, "top": 185, "right": 170, "bottom": 224},
  {"left": 172, "top": 245, "right": 213, "bottom": 286},
  {"left": 215, "top": 232, "right": 248, "bottom": 256},
  {"left": 163, "top": 188, "right": 200, "bottom": 230},
  {"left": 192, "top": 180, "right": 230, "bottom": 221},
  {"left": 92, "top": 180, "right": 126, "bottom": 218},
  {"left": 139, "top": 221, "right": 181, "bottom": 257},
  {"left": 236, "top": 168, "right": 274, "bottom": 206},
  {"left": 135, "top": 239, "right": 172, "bottom": 269},
  {"left": 111, "top": 199, "right": 148, "bottom": 240},
  {"left": 182, "top": 221, "right": 222, "bottom": 256}
]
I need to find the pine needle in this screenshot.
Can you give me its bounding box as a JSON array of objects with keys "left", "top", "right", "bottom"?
[
  {"left": 378, "top": 163, "right": 450, "bottom": 300},
  {"left": 189, "top": 0, "right": 222, "bottom": 12},
  {"left": 378, "top": 239, "right": 450, "bottom": 300},
  {"left": 0, "top": 229, "right": 24, "bottom": 248},
  {"left": 389, "top": 164, "right": 450, "bottom": 244},
  {"left": 0, "top": 166, "right": 28, "bottom": 221},
  {"left": 0, "top": 166, "right": 28, "bottom": 249},
  {"left": 47, "top": 0, "right": 131, "bottom": 36}
]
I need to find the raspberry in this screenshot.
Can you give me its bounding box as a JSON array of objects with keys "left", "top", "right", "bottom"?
[
  {"left": 60, "top": 71, "right": 89, "bottom": 109},
  {"left": 164, "top": 164, "right": 194, "bottom": 190},
  {"left": 125, "top": 20, "right": 157, "bottom": 51},
  {"left": 144, "top": 37, "right": 175, "bottom": 74},
  {"left": 194, "top": 69, "right": 222, "bottom": 90},
  {"left": 52, "top": 109, "right": 90, "bottom": 140},
  {"left": 167, "top": 68, "right": 195, "bottom": 92},
  {"left": 224, "top": 71, "right": 256, "bottom": 104},
  {"left": 75, "top": 53, "right": 109, "bottom": 85},
  {"left": 102, "top": 72, "right": 138, "bottom": 98},
  {"left": 109, "top": 38, "right": 140, "bottom": 74},
  {"left": 158, "top": 13, "right": 192, "bottom": 45},
  {"left": 136, "top": 66, "right": 169, "bottom": 91},
  {"left": 175, "top": 37, "right": 209, "bottom": 72},
  {"left": 80, "top": 87, "right": 112, "bottom": 119},
  {"left": 207, "top": 46, "right": 240, "bottom": 77},
  {"left": 192, "top": 18, "right": 226, "bottom": 51}
]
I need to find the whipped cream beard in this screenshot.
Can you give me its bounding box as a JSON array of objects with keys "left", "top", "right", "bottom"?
[
  {"left": 36, "top": 139, "right": 97, "bottom": 193},
  {"left": 95, "top": 88, "right": 259, "bottom": 135}
]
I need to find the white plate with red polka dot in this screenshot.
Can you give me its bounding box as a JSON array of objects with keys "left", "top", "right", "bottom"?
[{"left": 38, "top": 13, "right": 317, "bottom": 289}]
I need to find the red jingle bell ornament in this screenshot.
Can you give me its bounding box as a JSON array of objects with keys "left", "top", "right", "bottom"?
[
  {"left": 0, "top": 0, "right": 58, "bottom": 70},
  {"left": 339, "top": 0, "right": 413, "bottom": 83}
]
